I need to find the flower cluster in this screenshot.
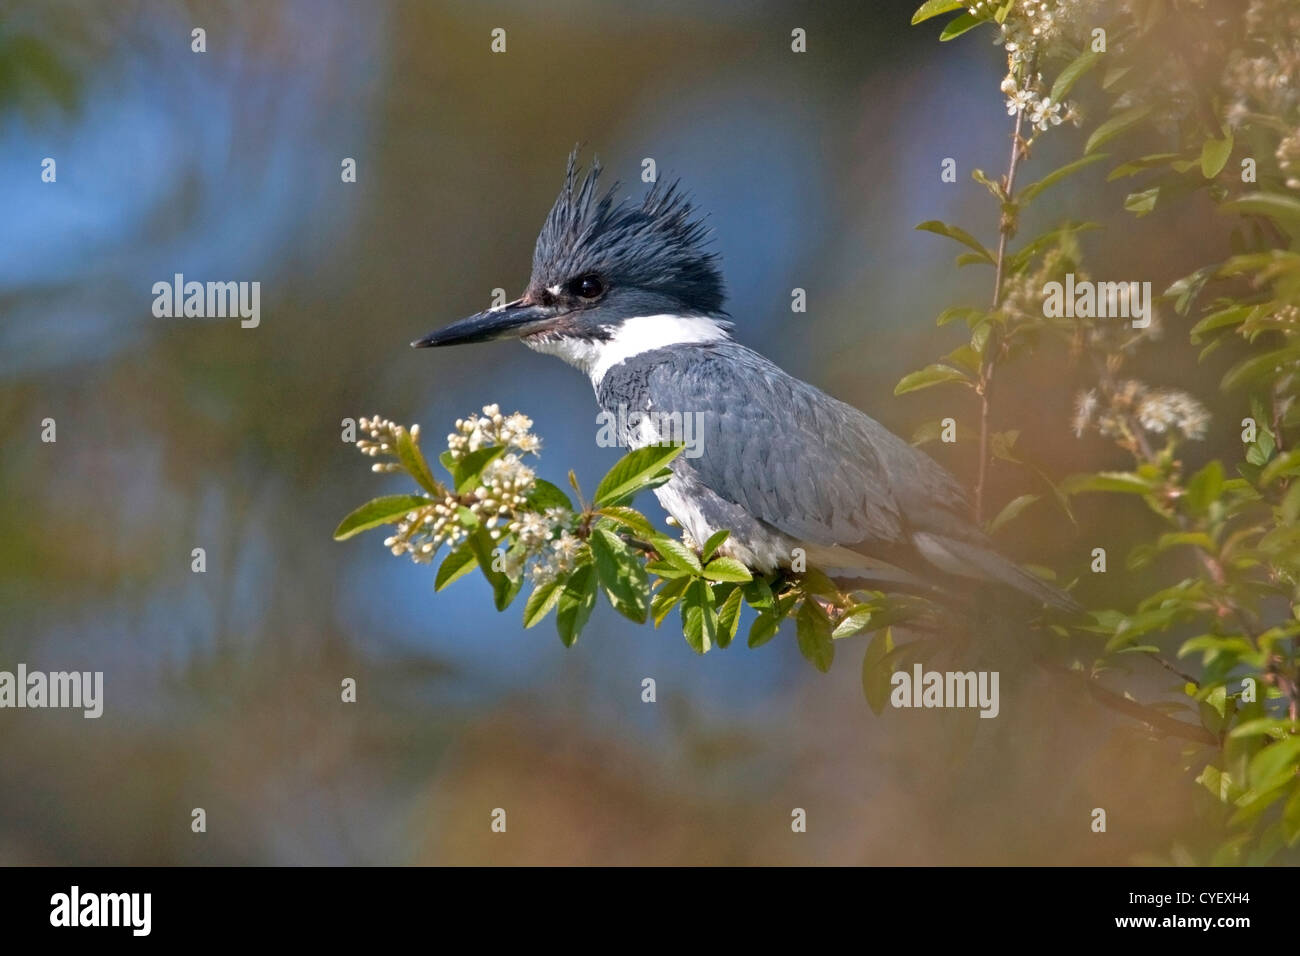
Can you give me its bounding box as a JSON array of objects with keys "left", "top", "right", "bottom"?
[
  {"left": 1073, "top": 380, "right": 1210, "bottom": 444},
  {"left": 995, "top": 0, "right": 1097, "bottom": 61},
  {"left": 474, "top": 453, "right": 537, "bottom": 533},
  {"left": 989, "top": 1, "right": 1097, "bottom": 132},
  {"left": 356, "top": 407, "right": 575, "bottom": 571},
  {"left": 357, "top": 416, "right": 411, "bottom": 474},
  {"left": 448, "top": 405, "right": 541, "bottom": 459},
  {"left": 1276, "top": 130, "right": 1300, "bottom": 192},
  {"left": 383, "top": 500, "right": 456, "bottom": 563},
  {"left": 1000, "top": 72, "right": 1078, "bottom": 132},
  {"left": 1223, "top": 0, "right": 1300, "bottom": 135},
  {"left": 529, "top": 530, "right": 585, "bottom": 586}
]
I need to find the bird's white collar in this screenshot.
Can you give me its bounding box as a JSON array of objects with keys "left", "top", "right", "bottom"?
[{"left": 525, "top": 314, "right": 732, "bottom": 387}]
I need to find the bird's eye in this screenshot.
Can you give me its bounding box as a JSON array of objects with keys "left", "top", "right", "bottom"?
[{"left": 569, "top": 275, "right": 604, "bottom": 299}]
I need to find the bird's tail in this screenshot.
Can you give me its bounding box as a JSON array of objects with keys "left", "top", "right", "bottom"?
[{"left": 911, "top": 531, "right": 1082, "bottom": 614}]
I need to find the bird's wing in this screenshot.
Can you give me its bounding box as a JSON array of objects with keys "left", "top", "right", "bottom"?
[{"left": 631, "top": 343, "right": 922, "bottom": 547}]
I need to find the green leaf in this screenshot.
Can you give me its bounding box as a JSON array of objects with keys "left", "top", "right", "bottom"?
[
  {"left": 747, "top": 612, "right": 780, "bottom": 648},
  {"left": 1019, "top": 153, "right": 1108, "bottom": 204},
  {"left": 645, "top": 559, "right": 690, "bottom": 579},
  {"left": 987, "top": 493, "right": 1039, "bottom": 535},
  {"left": 742, "top": 577, "right": 775, "bottom": 612},
  {"left": 910, "top": 0, "right": 964, "bottom": 24},
  {"left": 1101, "top": 64, "right": 1131, "bottom": 90},
  {"left": 434, "top": 542, "right": 477, "bottom": 591},
  {"left": 1189, "top": 304, "right": 1252, "bottom": 341},
  {"left": 916, "top": 220, "right": 994, "bottom": 263},
  {"left": 945, "top": 344, "right": 981, "bottom": 374},
  {"left": 1228, "top": 786, "right": 1287, "bottom": 829},
  {"left": 528, "top": 478, "right": 574, "bottom": 511},
  {"left": 701, "top": 529, "right": 730, "bottom": 562},
  {"left": 1248, "top": 737, "right": 1300, "bottom": 794},
  {"left": 556, "top": 563, "right": 597, "bottom": 647},
  {"left": 1107, "top": 152, "right": 1181, "bottom": 181},
  {"left": 861, "top": 627, "right": 896, "bottom": 715},
  {"left": 597, "top": 505, "right": 658, "bottom": 538},
  {"left": 1184, "top": 460, "right": 1224, "bottom": 516},
  {"left": 1220, "top": 192, "right": 1300, "bottom": 228},
  {"left": 1061, "top": 471, "right": 1154, "bottom": 495},
  {"left": 651, "top": 575, "right": 690, "bottom": 625},
  {"left": 1155, "top": 531, "right": 1216, "bottom": 555},
  {"left": 396, "top": 428, "right": 441, "bottom": 494},
  {"left": 1177, "top": 633, "right": 1254, "bottom": 663},
  {"left": 522, "top": 578, "right": 563, "bottom": 628},
  {"left": 971, "top": 167, "right": 1005, "bottom": 199},
  {"left": 649, "top": 533, "right": 702, "bottom": 575},
  {"left": 1261, "top": 448, "right": 1300, "bottom": 486},
  {"left": 467, "top": 529, "right": 521, "bottom": 611},
  {"left": 832, "top": 604, "right": 875, "bottom": 639},
  {"left": 1124, "top": 187, "right": 1160, "bottom": 217},
  {"left": 937, "top": 305, "right": 985, "bottom": 327},
  {"left": 1200, "top": 132, "right": 1233, "bottom": 178},
  {"left": 1197, "top": 764, "right": 1237, "bottom": 804},
  {"left": 1221, "top": 344, "right": 1300, "bottom": 392},
  {"left": 894, "top": 363, "right": 972, "bottom": 396},
  {"left": 1085, "top": 105, "right": 1153, "bottom": 154},
  {"left": 681, "top": 578, "right": 717, "bottom": 653},
  {"left": 590, "top": 526, "right": 649, "bottom": 624},
  {"left": 593, "top": 444, "right": 685, "bottom": 507},
  {"left": 795, "top": 600, "right": 834, "bottom": 673},
  {"left": 938, "top": 11, "right": 982, "bottom": 41},
  {"left": 716, "top": 587, "right": 745, "bottom": 648},
  {"left": 1284, "top": 786, "right": 1300, "bottom": 847},
  {"left": 1229, "top": 718, "right": 1299, "bottom": 740},
  {"left": 452, "top": 445, "right": 506, "bottom": 494},
  {"left": 702, "top": 556, "right": 752, "bottom": 583},
  {"left": 333, "top": 494, "right": 430, "bottom": 541},
  {"left": 1049, "top": 49, "right": 1100, "bottom": 103},
  {"left": 797, "top": 566, "right": 841, "bottom": 599},
  {"left": 1007, "top": 221, "right": 1100, "bottom": 273}
]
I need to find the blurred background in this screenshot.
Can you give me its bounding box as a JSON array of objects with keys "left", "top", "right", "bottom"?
[{"left": 0, "top": 0, "right": 1249, "bottom": 864}]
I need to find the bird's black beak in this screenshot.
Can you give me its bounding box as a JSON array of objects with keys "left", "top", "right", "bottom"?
[{"left": 411, "top": 300, "right": 558, "bottom": 348}]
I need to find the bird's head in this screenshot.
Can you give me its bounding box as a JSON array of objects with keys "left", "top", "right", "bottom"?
[{"left": 412, "top": 151, "right": 729, "bottom": 374}]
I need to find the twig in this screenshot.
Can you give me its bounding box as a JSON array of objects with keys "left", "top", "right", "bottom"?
[
  {"left": 976, "top": 107, "right": 1027, "bottom": 522},
  {"left": 1043, "top": 661, "right": 1217, "bottom": 746},
  {"left": 1143, "top": 650, "right": 1201, "bottom": 687},
  {"left": 1080, "top": 671, "right": 1217, "bottom": 746}
]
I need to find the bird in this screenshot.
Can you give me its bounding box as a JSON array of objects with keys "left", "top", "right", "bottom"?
[{"left": 413, "top": 152, "right": 1079, "bottom": 614}]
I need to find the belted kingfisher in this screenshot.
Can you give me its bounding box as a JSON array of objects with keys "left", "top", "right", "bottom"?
[{"left": 414, "top": 153, "right": 1079, "bottom": 613}]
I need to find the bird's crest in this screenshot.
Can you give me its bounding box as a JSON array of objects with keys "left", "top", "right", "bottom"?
[{"left": 531, "top": 149, "right": 726, "bottom": 315}]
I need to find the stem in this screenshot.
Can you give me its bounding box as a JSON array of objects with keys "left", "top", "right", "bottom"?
[
  {"left": 1144, "top": 650, "right": 1200, "bottom": 687},
  {"left": 990, "top": 109, "right": 1027, "bottom": 309},
  {"left": 976, "top": 107, "right": 1026, "bottom": 523},
  {"left": 1040, "top": 661, "right": 1215, "bottom": 745},
  {"left": 1079, "top": 669, "right": 1218, "bottom": 746}
]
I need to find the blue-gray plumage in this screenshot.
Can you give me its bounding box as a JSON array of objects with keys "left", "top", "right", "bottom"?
[{"left": 414, "top": 151, "right": 1079, "bottom": 613}]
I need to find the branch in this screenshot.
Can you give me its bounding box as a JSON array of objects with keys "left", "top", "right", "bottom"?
[
  {"left": 1044, "top": 661, "right": 1217, "bottom": 746},
  {"left": 976, "top": 107, "right": 1026, "bottom": 522},
  {"left": 1082, "top": 672, "right": 1217, "bottom": 746}
]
